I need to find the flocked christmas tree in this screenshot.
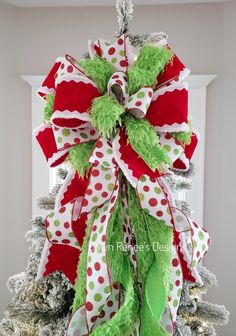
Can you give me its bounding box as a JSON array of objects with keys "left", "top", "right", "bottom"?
[{"left": 0, "top": 1, "right": 229, "bottom": 335}]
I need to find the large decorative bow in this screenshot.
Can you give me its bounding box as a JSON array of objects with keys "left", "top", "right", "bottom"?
[{"left": 35, "top": 34, "right": 210, "bottom": 336}]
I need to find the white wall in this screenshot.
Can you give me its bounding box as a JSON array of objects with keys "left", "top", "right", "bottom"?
[{"left": 0, "top": 0, "right": 235, "bottom": 334}]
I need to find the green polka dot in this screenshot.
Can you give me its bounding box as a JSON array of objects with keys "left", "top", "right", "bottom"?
[
  {"left": 146, "top": 103, "right": 150, "bottom": 110},
  {"left": 68, "top": 232, "right": 75, "bottom": 237},
  {"left": 137, "top": 91, "right": 145, "bottom": 99},
  {"left": 108, "top": 183, "right": 115, "bottom": 191},
  {"left": 94, "top": 212, "right": 99, "bottom": 220},
  {"left": 144, "top": 208, "right": 150, "bottom": 214},
  {"left": 119, "top": 50, "right": 125, "bottom": 56},
  {"left": 139, "top": 193, "right": 145, "bottom": 202},
  {"left": 99, "top": 226, "right": 104, "bottom": 234},
  {"left": 174, "top": 148, "right": 179, "bottom": 155},
  {"left": 198, "top": 231, "right": 204, "bottom": 240},
  {"left": 104, "top": 286, "right": 110, "bottom": 294},
  {"left": 101, "top": 166, "right": 109, "bottom": 171},
  {"left": 62, "top": 128, "right": 70, "bottom": 137},
  {"left": 102, "top": 256, "right": 106, "bottom": 263},
  {"left": 202, "top": 244, "right": 206, "bottom": 251},
  {"left": 103, "top": 206, "right": 108, "bottom": 212},
  {"left": 192, "top": 260, "right": 196, "bottom": 268},
  {"left": 97, "top": 244, "right": 102, "bottom": 253},
  {"left": 193, "top": 240, "right": 197, "bottom": 248},
  {"left": 176, "top": 270, "right": 181, "bottom": 276},
  {"left": 92, "top": 196, "right": 99, "bottom": 203},
  {"left": 54, "top": 219, "right": 60, "bottom": 227},
  {"left": 88, "top": 256, "right": 92, "bottom": 263},
  {"left": 166, "top": 208, "right": 170, "bottom": 214},
  {"left": 111, "top": 57, "right": 117, "bottom": 64},
  {"left": 75, "top": 241, "right": 80, "bottom": 247},
  {"left": 94, "top": 293, "right": 102, "bottom": 302},
  {"left": 173, "top": 299, "right": 178, "bottom": 307},
  {"left": 115, "top": 293, "right": 119, "bottom": 300},
  {"left": 80, "top": 132, "right": 88, "bottom": 139},
  {"left": 177, "top": 288, "right": 182, "bottom": 297},
  {"left": 105, "top": 174, "right": 112, "bottom": 180},
  {"left": 163, "top": 144, "right": 171, "bottom": 152},
  {"left": 105, "top": 41, "right": 110, "bottom": 46},
  {"left": 57, "top": 137, "right": 62, "bottom": 143},
  {"left": 154, "top": 187, "right": 161, "bottom": 194},
  {"left": 89, "top": 281, "right": 95, "bottom": 289},
  {"left": 92, "top": 233, "right": 98, "bottom": 242},
  {"left": 125, "top": 86, "right": 129, "bottom": 94},
  {"left": 107, "top": 149, "right": 113, "bottom": 155},
  {"left": 48, "top": 212, "right": 54, "bottom": 218},
  {"left": 140, "top": 176, "right": 146, "bottom": 182},
  {"left": 128, "top": 97, "right": 133, "bottom": 103},
  {"left": 47, "top": 231, "right": 52, "bottom": 239},
  {"left": 170, "top": 284, "right": 174, "bottom": 291},
  {"left": 103, "top": 161, "right": 110, "bottom": 167}
]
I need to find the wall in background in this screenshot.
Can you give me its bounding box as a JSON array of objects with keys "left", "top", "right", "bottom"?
[{"left": 0, "top": 0, "right": 235, "bottom": 334}]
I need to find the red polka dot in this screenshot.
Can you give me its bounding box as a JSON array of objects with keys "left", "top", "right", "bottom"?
[
  {"left": 52, "top": 239, "right": 58, "bottom": 243},
  {"left": 148, "top": 91, "right": 152, "bottom": 97},
  {"left": 149, "top": 198, "right": 158, "bottom": 207},
  {"left": 67, "top": 65, "right": 73, "bottom": 73},
  {"left": 101, "top": 215, "right": 106, "bottom": 223},
  {"left": 118, "top": 38, "right": 123, "bottom": 45},
  {"left": 120, "top": 60, "right": 128, "bottom": 67},
  {"left": 113, "top": 282, "right": 119, "bottom": 289},
  {"left": 193, "top": 222, "right": 198, "bottom": 228},
  {"left": 132, "top": 254, "right": 137, "bottom": 262},
  {"left": 92, "top": 225, "right": 97, "bottom": 232},
  {"left": 115, "top": 80, "right": 123, "bottom": 86},
  {"left": 175, "top": 280, "right": 180, "bottom": 286},
  {"left": 108, "top": 47, "right": 116, "bottom": 55},
  {"left": 172, "top": 258, "right": 179, "bottom": 267},
  {"left": 161, "top": 199, "right": 168, "bottom": 206},
  {"left": 94, "top": 262, "right": 101, "bottom": 271},
  {"left": 74, "top": 138, "right": 80, "bottom": 144},
  {"left": 62, "top": 239, "right": 70, "bottom": 244},
  {"left": 96, "top": 140, "right": 103, "bottom": 148},
  {"left": 135, "top": 101, "right": 142, "bottom": 107},
  {"left": 91, "top": 316, "right": 97, "bottom": 323},
  {"left": 54, "top": 126, "right": 59, "bottom": 131},
  {"left": 87, "top": 189, "right": 93, "bottom": 195},
  {"left": 98, "top": 276, "right": 104, "bottom": 284},
  {"left": 95, "top": 183, "right": 102, "bottom": 191},
  {"left": 102, "top": 235, "right": 106, "bottom": 242},
  {"left": 143, "top": 185, "right": 150, "bottom": 192},
  {"left": 82, "top": 199, "right": 89, "bottom": 207},
  {"left": 107, "top": 300, "right": 113, "bottom": 307},
  {"left": 55, "top": 230, "right": 62, "bottom": 237},
  {"left": 92, "top": 169, "right": 99, "bottom": 177},
  {"left": 102, "top": 192, "right": 108, "bottom": 198},
  {"left": 165, "top": 134, "right": 171, "bottom": 140},
  {"left": 61, "top": 63, "right": 65, "bottom": 69},
  {"left": 112, "top": 74, "right": 119, "bottom": 79},
  {"left": 85, "top": 301, "right": 93, "bottom": 311},
  {"left": 87, "top": 267, "right": 92, "bottom": 276},
  {"left": 196, "top": 251, "right": 200, "bottom": 258},
  {"left": 45, "top": 220, "right": 49, "bottom": 228},
  {"left": 99, "top": 310, "right": 105, "bottom": 318},
  {"left": 59, "top": 207, "right": 66, "bottom": 214},
  {"left": 111, "top": 196, "right": 116, "bottom": 203},
  {"left": 110, "top": 312, "right": 116, "bottom": 318},
  {"left": 96, "top": 151, "right": 104, "bottom": 158},
  {"left": 156, "top": 210, "right": 163, "bottom": 217},
  {"left": 90, "top": 129, "right": 96, "bottom": 136}
]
